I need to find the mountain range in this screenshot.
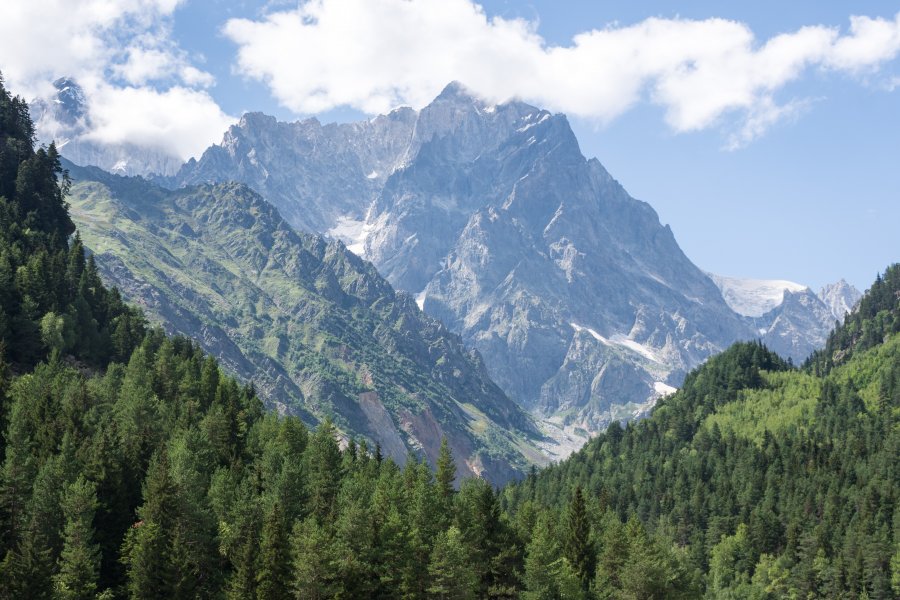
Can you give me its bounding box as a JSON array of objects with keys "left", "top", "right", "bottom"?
[
  {"left": 168, "top": 83, "right": 858, "bottom": 432},
  {"left": 42, "top": 79, "right": 860, "bottom": 456},
  {"left": 5, "top": 69, "right": 894, "bottom": 598},
  {"left": 710, "top": 274, "right": 861, "bottom": 362}
]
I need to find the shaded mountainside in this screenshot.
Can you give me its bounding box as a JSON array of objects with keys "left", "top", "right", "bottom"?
[
  {"left": 501, "top": 266, "right": 900, "bottom": 598},
  {"left": 65, "top": 161, "right": 541, "bottom": 483},
  {"left": 173, "top": 82, "right": 762, "bottom": 437}
]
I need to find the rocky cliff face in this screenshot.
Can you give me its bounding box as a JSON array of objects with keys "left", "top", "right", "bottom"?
[
  {"left": 174, "top": 83, "right": 762, "bottom": 433},
  {"left": 65, "top": 161, "right": 541, "bottom": 484},
  {"left": 751, "top": 288, "right": 837, "bottom": 362},
  {"left": 820, "top": 279, "right": 863, "bottom": 322}
]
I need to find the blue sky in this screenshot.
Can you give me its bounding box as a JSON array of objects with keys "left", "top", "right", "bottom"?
[{"left": 2, "top": 0, "right": 897, "bottom": 291}]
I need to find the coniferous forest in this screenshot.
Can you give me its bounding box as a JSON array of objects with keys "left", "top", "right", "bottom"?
[{"left": 0, "top": 75, "right": 898, "bottom": 599}]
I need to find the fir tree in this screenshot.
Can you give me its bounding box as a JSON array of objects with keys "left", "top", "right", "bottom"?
[
  {"left": 564, "top": 486, "right": 593, "bottom": 590},
  {"left": 53, "top": 476, "right": 101, "bottom": 600},
  {"left": 256, "top": 502, "right": 292, "bottom": 600},
  {"left": 435, "top": 437, "right": 456, "bottom": 529},
  {"left": 304, "top": 419, "right": 342, "bottom": 523},
  {"left": 427, "top": 526, "right": 478, "bottom": 600}
]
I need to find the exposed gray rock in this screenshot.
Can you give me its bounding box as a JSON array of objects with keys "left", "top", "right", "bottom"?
[
  {"left": 819, "top": 279, "right": 862, "bottom": 322},
  {"left": 170, "top": 82, "right": 853, "bottom": 437},
  {"left": 710, "top": 275, "right": 861, "bottom": 363},
  {"left": 751, "top": 288, "right": 836, "bottom": 363},
  {"left": 175, "top": 83, "right": 761, "bottom": 433}
]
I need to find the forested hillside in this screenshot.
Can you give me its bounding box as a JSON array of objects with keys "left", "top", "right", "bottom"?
[
  {"left": 0, "top": 78, "right": 144, "bottom": 374},
  {"left": 0, "top": 74, "right": 533, "bottom": 598},
  {"left": 502, "top": 264, "right": 900, "bottom": 598}
]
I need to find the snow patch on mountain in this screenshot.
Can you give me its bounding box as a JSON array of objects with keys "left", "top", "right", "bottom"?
[
  {"left": 570, "top": 322, "right": 607, "bottom": 344},
  {"left": 570, "top": 323, "right": 662, "bottom": 364},
  {"left": 654, "top": 381, "right": 677, "bottom": 396},
  {"left": 327, "top": 215, "right": 370, "bottom": 257},
  {"left": 610, "top": 334, "right": 662, "bottom": 364}
]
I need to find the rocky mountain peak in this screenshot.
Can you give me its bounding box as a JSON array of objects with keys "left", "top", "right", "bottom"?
[
  {"left": 709, "top": 274, "right": 859, "bottom": 364},
  {"left": 819, "top": 279, "right": 862, "bottom": 321},
  {"left": 171, "top": 84, "right": 843, "bottom": 451},
  {"left": 709, "top": 274, "right": 809, "bottom": 318},
  {"left": 435, "top": 80, "right": 476, "bottom": 101},
  {"left": 236, "top": 111, "right": 280, "bottom": 131},
  {"left": 49, "top": 77, "right": 88, "bottom": 126}
]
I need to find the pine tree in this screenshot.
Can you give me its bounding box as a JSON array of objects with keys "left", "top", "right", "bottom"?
[
  {"left": 291, "top": 517, "right": 341, "bottom": 600},
  {"left": 256, "top": 502, "right": 291, "bottom": 600},
  {"left": 427, "top": 526, "right": 477, "bottom": 600},
  {"left": 121, "top": 451, "right": 177, "bottom": 599},
  {"left": 564, "top": 486, "right": 593, "bottom": 590},
  {"left": 304, "top": 419, "right": 342, "bottom": 523},
  {"left": 53, "top": 476, "right": 101, "bottom": 600},
  {"left": 523, "top": 513, "right": 580, "bottom": 600},
  {"left": 435, "top": 437, "right": 456, "bottom": 528}
]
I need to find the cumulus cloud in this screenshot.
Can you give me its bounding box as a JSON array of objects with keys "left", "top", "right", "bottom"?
[
  {"left": 80, "top": 84, "right": 231, "bottom": 159},
  {"left": 0, "top": 0, "right": 233, "bottom": 160},
  {"left": 225, "top": 0, "right": 900, "bottom": 143}
]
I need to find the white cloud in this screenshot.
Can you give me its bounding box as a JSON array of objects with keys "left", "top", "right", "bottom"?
[
  {"left": 84, "top": 85, "right": 232, "bottom": 160},
  {"left": 0, "top": 0, "right": 232, "bottom": 161},
  {"left": 225, "top": 0, "right": 900, "bottom": 142},
  {"left": 724, "top": 97, "right": 813, "bottom": 151},
  {"left": 827, "top": 14, "right": 900, "bottom": 70}
]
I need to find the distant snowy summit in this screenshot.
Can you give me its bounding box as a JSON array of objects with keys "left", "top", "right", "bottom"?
[
  {"left": 710, "top": 274, "right": 861, "bottom": 321},
  {"left": 709, "top": 273, "right": 861, "bottom": 361}
]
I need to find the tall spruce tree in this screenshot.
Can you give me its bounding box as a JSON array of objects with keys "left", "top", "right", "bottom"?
[
  {"left": 564, "top": 486, "right": 593, "bottom": 590},
  {"left": 53, "top": 476, "right": 101, "bottom": 600},
  {"left": 428, "top": 526, "right": 478, "bottom": 600},
  {"left": 256, "top": 502, "right": 291, "bottom": 600}
]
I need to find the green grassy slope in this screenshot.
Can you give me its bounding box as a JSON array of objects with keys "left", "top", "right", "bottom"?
[{"left": 66, "top": 163, "right": 542, "bottom": 483}]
